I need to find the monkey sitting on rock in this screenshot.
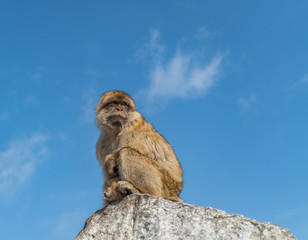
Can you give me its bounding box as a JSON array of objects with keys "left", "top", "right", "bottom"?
[{"left": 96, "top": 90, "right": 183, "bottom": 205}]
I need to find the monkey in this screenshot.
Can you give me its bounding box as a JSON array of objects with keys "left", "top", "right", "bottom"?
[{"left": 95, "top": 90, "right": 183, "bottom": 205}]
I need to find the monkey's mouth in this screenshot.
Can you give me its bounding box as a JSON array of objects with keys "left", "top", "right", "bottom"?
[{"left": 109, "top": 116, "right": 125, "bottom": 127}]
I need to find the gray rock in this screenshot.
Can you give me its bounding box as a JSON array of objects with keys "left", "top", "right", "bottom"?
[{"left": 75, "top": 194, "right": 296, "bottom": 240}]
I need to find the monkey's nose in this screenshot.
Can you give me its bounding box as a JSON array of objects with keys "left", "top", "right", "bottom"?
[{"left": 117, "top": 105, "right": 124, "bottom": 111}]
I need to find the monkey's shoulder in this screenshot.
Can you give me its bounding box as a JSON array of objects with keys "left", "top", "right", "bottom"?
[
  {"left": 121, "top": 121, "right": 176, "bottom": 163},
  {"left": 128, "top": 117, "right": 166, "bottom": 139}
]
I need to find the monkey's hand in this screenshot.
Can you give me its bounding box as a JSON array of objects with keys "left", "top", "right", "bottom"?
[{"left": 104, "top": 153, "right": 119, "bottom": 178}]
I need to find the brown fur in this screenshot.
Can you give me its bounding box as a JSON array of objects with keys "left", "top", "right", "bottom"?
[{"left": 96, "top": 90, "right": 183, "bottom": 205}]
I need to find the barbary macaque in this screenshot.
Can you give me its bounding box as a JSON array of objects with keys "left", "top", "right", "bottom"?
[{"left": 96, "top": 90, "right": 183, "bottom": 205}]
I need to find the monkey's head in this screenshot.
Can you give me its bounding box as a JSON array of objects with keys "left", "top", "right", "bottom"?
[{"left": 96, "top": 90, "right": 136, "bottom": 130}]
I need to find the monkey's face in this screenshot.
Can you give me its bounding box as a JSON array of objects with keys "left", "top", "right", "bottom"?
[
  {"left": 104, "top": 100, "right": 131, "bottom": 127},
  {"left": 96, "top": 91, "right": 135, "bottom": 130}
]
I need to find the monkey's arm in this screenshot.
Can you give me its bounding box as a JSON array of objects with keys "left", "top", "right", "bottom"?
[{"left": 104, "top": 152, "right": 120, "bottom": 178}]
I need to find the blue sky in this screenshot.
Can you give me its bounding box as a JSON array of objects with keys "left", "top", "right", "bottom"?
[{"left": 0, "top": 1, "right": 307, "bottom": 239}]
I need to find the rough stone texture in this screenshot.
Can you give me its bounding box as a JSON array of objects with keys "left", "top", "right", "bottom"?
[{"left": 75, "top": 194, "right": 296, "bottom": 240}]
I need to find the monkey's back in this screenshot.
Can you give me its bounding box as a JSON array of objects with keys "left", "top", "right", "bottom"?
[{"left": 119, "top": 114, "right": 183, "bottom": 184}]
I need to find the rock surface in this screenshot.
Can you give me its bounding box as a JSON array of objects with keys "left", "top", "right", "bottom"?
[{"left": 75, "top": 194, "right": 296, "bottom": 240}]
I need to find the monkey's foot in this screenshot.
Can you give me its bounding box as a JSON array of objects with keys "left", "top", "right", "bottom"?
[
  {"left": 166, "top": 195, "right": 182, "bottom": 202},
  {"left": 103, "top": 182, "right": 123, "bottom": 203},
  {"left": 117, "top": 181, "right": 140, "bottom": 196}
]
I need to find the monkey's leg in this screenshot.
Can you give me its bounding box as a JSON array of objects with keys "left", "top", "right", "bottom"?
[{"left": 118, "top": 148, "right": 164, "bottom": 198}]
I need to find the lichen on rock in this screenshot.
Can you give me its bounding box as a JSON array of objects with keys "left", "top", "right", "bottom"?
[{"left": 75, "top": 194, "right": 297, "bottom": 240}]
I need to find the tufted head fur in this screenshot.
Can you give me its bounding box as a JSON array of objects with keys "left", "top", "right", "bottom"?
[
  {"left": 96, "top": 90, "right": 135, "bottom": 112},
  {"left": 96, "top": 90, "right": 136, "bottom": 131}
]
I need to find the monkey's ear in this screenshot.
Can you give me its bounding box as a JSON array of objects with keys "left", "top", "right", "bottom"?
[
  {"left": 95, "top": 104, "right": 101, "bottom": 113},
  {"left": 96, "top": 93, "right": 111, "bottom": 112},
  {"left": 96, "top": 99, "right": 105, "bottom": 112}
]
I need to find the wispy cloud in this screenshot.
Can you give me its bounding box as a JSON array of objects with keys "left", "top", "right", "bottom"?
[
  {"left": 87, "top": 68, "right": 103, "bottom": 80},
  {"left": 136, "top": 29, "right": 166, "bottom": 64},
  {"left": 31, "top": 72, "right": 42, "bottom": 80},
  {"left": 138, "top": 29, "right": 223, "bottom": 107},
  {"left": 0, "top": 112, "right": 9, "bottom": 120},
  {"left": 42, "top": 210, "right": 88, "bottom": 240},
  {"left": 302, "top": 73, "right": 308, "bottom": 83},
  {"left": 291, "top": 73, "right": 308, "bottom": 90},
  {"left": 148, "top": 52, "right": 222, "bottom": 99},
  {"left": 275, "top": 204, "right": 308, "bottom": 220},
  {"left": 57, "top": 132, "right": 71, "bottom": 143},
  {"left": 195, "top": 27, "right": 210, "bottom": 40},
  {"left": 79, "top": 88, "right": 98, "bottom": 126},
  {"left": 238, "top": 93, "right": 257, "bottom": 110},
  {"left": 0, "top": 133, "right": 49, "bottom": 200},
  {"left": 31, "top": 66, "right": 46, "bottom": 81},
  {"left": 55, "top": 211, "right": 87, "bottom": 238},
  {"left": 24, "top": 95, "right": 37, "bottom": 105}
]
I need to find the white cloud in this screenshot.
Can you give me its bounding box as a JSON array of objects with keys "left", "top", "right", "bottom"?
[
  {"left": 303, "top": 74, "right": 308, "bottom": 83},
  {"left": 148, "top": 52, "right": 222, "bottom": 100},
  {"left": 79, "top": 88, "right": 98, "bottom": 126},
  {"left": 136, "top": 29, "right": 165, "bottom": 64},
  {"left": 195, "top": 27, "right": 210, "bottom": 40},
  {"left": 291, "top": 73, "right": 308, "bottom": 89},
  {"left": 238, "top": 93, "right": 257, "bottom": 110},
  {"left": 31, "top": 72, "right": 42, "bottom": 80},
  {"left": 0, "top": 133, "right": 49, "bottom": 200},
  {"left": 37, "top": 66, "right": 46, "bottom": 71},
  {"left": 57, "top": 132, "right": 71, "bottom": 143},
  {"left": 87, "top": 68, "right": 103, "bottom": 79},
  {"left": 0, "top": 112, "right": 9, "bottom": 120},
  {"left": 299, "top": 73, "right": 308, "bottom": 83},
  {"left": 42, "top": 210, "right": 88, "bottom": 240},
  {"left": 31, "top": 66, "right": 46, "bottom": 81},
  {"left": 139, "top": 29, "right": 223, "bottom": 105},
  {"left": 55, "top": 211, "right": 87, "bottom": 237},
  {"left": 24, "top": 95, "right": 37, "bottom": 105}
]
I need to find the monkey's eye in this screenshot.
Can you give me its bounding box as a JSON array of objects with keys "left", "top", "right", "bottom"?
[
  {"left": 106, "top": 101, "right": 118, "bottom": 106},
  {"left": 120, "top": 102, "right": 129, "bottom": 107},
  {"left": 106, "top": 101, "right": 130, "bottom": 108}
]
